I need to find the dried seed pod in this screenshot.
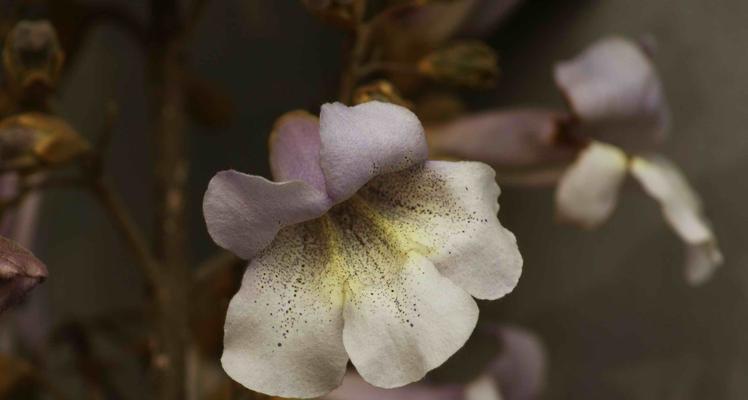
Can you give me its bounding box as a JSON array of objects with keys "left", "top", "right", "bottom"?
[
  {"left": 418, "top": 41, "right": 499, "bottom": 88},
  {"left": 2, "top": 20, "right": 65, "bottom": 98},
  {"left": 0, "top": 235, "right": 47, "bottom": 314},
  {"left": 353, "top": 80, "right": 413, "bottom": 109},
  {"left": 0, "top": 113, "right": 90, "bottom": 168}
]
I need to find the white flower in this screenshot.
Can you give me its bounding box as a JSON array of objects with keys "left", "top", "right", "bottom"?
[{"left": 203, "top": 101, "right": 522, "bottom": 398}]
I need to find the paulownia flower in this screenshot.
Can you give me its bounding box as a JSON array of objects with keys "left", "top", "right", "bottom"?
[
  {"left": 553, "top": 37, "right": 722, "bottom": 284},
  {"left": 427, "top": 36, "right": 722, "bottom": 284},
  {"left": 203, "top": 101, "right": 522, "bottom": 398}
]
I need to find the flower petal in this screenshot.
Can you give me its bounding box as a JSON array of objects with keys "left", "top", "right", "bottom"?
[
  {"left": 464, "top": 374, "right": 503, "bottom": 400},
  {"left": 268, "top": 111, "right": 327, "bottom": 193},
  {"left": 685, "top": 242, "right": 724, "bottom": 286},
  {"left": 342, "top": 252, "right": 478, "bottom": 388},
  {"left": 325, "top": 372, "right": 463, "bottom": 400},
  {"left": 629, "top": 156, "right": 710, "bottom": 243},
  {"left": 319, "top": 102, "right": 428, "bottom": 202},
  {"left": 486, "top": 325, "right": 546, "bottom": 400},
  {"left": 554, "top": 36, "right": 670, "bottom": 152},
  {"left": 222, "top": 222, "right": 349, "bottom": 398},
  {"left": 555, "top": 142, "right": 628, "bottom": 229},
  {"left": 629, "top": 156, "right": 723, "bottom": 284},
  {"left": 356, "top": 161, "right": 522, "bottom": 300},
  {"left": 0, "top": 235, "right": 47, "bottom": 313},
  {"left": 427, "top": 109, "right": 576, "bottom": 170},
  {"left": 203, "top": 170, "right": 331, "bottom": 260}
]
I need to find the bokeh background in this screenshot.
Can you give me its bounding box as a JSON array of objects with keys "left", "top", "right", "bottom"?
[{"left": 17, "top": 0, "right": 748, "bottom": 398}]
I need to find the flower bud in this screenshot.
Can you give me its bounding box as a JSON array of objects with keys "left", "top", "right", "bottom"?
[
  {"left": 2, "top": 20, "right": 65, "bottom": 98},
  {"left": 0, "top": 113, "right": 90, "bottom": 168},
  {"left": 0, "top": 235, "right": 47, "bottom": 314},
  {"left": 418, "top": 41, "right": 499, "bottom": 88},
  {"left": 353, "top": 80, "right": 413, "bottom": 109}
]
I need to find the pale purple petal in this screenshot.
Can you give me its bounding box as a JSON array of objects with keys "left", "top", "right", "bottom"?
[
  {"left": 203, "top": 170, "right": 331, "bottom": 260},
  {"left": 0, "top": 235, "right": 47, "bottom": 314},
  {"left": 554, "top": 36, "right": 670, "bottom": 152},
  {"left": 427, "top": 109, "right": 577, "bottom": 170},
  {"left": 325, "top": 372, "right": 463, "bottom": 400},
  {"left": 484, "top": 325, "right": 546, "bottom": 400},
  {"left": 268, "top": 111, "right": 327, "bottom": 193},
  {"left": 319, "top": 102, "right": 428, "bottom": 202}
]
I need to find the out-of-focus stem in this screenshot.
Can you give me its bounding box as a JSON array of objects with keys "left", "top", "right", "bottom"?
[
  {"left": 338, "top": 1, "right": 371, "bottom": 103},
  {"left": 90, "top": 179, "right": 161, "bottom": 290},
  {"left": 148, "top": 0, "right": 192, "bottom": 398}
]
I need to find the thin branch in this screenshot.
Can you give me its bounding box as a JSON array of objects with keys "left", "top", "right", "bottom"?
[{"left": 90, "top": 179, "right": 161, "bottom": 289}]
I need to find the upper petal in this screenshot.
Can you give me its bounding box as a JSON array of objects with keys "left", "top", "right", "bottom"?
[
  {"left": 203, "top": 170, "right": 331, "bottom": 260},
  {"left": 356, "top": 161, "right": 522, "bottom": 300},
  {"left": 554, "top": 36, "right": 670, "bottom": 152},
  {"left": 268, "top": 110, "right": 327, "bottom": 193},
  {"left": 342, "top": 252, "right": 479, "bottom": 389},
  {"left": 222, "top": 222, "right": 349, "bottom": 398},
  {"left": 555, "top": 142, "right": 629, "bottom": 229},
  {"left": 319, "top": 101, "right": 428, "bottom": 202},
  {"left": 427, "top": 109, "right": 577, "bottom": 171}
]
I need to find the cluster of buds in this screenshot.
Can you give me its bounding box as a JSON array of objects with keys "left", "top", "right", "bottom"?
[{"left": 2, "top": 20, "right": 65, "bottom": 104}]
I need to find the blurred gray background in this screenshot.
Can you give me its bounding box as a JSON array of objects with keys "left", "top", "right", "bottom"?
[{"left": 28, "top": 0, "right": 748, "bottom": 398}]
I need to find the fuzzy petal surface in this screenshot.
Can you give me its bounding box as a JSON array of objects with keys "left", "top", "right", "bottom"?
[
  {"left": 221, "top": 223, "right": 349, "bottom": 398},
  {"left": 319, "top": 102, "right": 428, "bottom": 202},
  {"left": 203, "top": 170, "right": 331, "bottom": 260}
]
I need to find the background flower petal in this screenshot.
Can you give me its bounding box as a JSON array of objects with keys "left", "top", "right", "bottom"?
[
  {"left": 342, "top": 252, "right": 479, "bottom": 389},
  {"left": 356, "top": 161, "right": 522, "bottom": 300},
  {"left": 554, "top": 36, "right": 670, "bottom": 152},
  {"left": 203, "top": 170, "right": 331, "bottom": 260},
  {"left": 325, "top": 372, "right": 463, "bottom": 400},
  {"left": 268, "top": 110, "right": 328, "bottom": 193},
  {"left": 630, "top": 156, "right": 723, "bottom": 284},
  {"left": 685, "top": 242, "right": 724, "bottom": 286},
  {"left": 629, "top": 156, "right": 712, "bottom": 243},
  {"left": 555, "top": 142, "right": 628, "bottom": 229},
  {"left": 427, "top": 109, "right": 576, "bottom": 172},
  {"left": 464, "top": 374, "right": 503, "bottom": 400},
  {"left": 319, "top": 101, "right": 428, "bottom": 202},
  {"left": 485, "top": 325, "right": 546, "bottom": 400},
  {"left": 222, "top": 222, "right": 349, "bottom": 398}
]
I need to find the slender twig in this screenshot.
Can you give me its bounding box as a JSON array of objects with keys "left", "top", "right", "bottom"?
[
  {"left": 338, "top": 1, "right": 372, "bottom": 103},
  {"left": 89, "top": 179, "right": 162, "bottom": 290}
]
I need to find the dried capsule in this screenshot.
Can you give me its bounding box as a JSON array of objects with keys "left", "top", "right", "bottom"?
[{"left": 2, "top": 20, "right": 65, "bottom": 98}]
